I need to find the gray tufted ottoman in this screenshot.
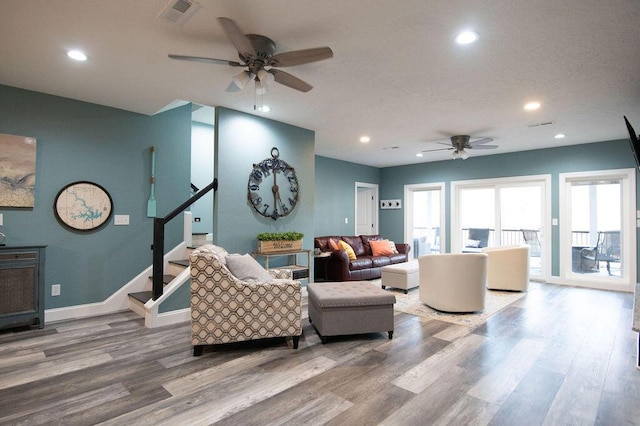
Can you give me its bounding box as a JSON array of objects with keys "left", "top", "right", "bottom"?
[{"left": 307, "top": 281, "right": 396, "bottom": 343}]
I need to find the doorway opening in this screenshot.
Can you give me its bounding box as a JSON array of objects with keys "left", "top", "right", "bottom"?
[{"left": 355, "top": 182, "right": 378, "bottom": 235}]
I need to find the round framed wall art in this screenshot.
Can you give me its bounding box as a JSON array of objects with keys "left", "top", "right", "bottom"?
[{"left": 54, "top": 181, "right": 113, "bottom": 231}]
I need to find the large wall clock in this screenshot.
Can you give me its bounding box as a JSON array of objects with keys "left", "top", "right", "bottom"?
[
  {"left": 248, "top": 147, "right": 299, "bottom": 220},
  {"left": 54, "top": 181, "right": 113, "bottom": 231}
]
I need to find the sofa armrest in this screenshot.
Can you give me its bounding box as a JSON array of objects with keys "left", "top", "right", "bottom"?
[
  {"left": 327, "top": 249, "right": 351, "bottom": 281},
  {"left": 394, "top": 242, "right": 411, "bottom": 255}
]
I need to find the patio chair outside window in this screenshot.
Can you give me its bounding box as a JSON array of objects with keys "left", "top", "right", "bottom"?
[
  {"left": 579, "top": 231, "right": 621, "bottom": 275},
  {"left": 463, "top": 228, "right": 490, "bottom": 252},
  {"left": 521, "top": 229, "right": 541, "bottom": 257}
]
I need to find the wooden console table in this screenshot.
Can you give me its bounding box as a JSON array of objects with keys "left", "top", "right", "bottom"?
[{"left": 252, "top": 249, "right": 312, "bottom": 283}]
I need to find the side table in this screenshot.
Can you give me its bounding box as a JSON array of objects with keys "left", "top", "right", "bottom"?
[{"left": 314, "top": 251, "right": 331, "bottom": 281}]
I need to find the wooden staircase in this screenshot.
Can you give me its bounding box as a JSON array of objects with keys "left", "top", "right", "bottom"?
[
  {"left": 125, "top": 236, "right": 201, "bottom": 328},
  {"left": 128, "top": 259, "right": 190, "bottom": 306}
]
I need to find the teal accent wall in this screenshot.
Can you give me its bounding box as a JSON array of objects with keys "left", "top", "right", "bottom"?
[
  {"left": 314, "top": 156, "right": 380, "bottom": 236},
  {"left": 0, "top": 84, "right": 191, "bottom": 309},
  {"left": 378, "top": 139, "right": 637, "bottom": 276},
  {"left": 213, "top": 107, "right": 316, "bottom": 260}
]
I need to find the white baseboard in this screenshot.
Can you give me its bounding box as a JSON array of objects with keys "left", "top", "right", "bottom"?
[{"left": 149, "top": 308, "right": 190, "bottom": 328}]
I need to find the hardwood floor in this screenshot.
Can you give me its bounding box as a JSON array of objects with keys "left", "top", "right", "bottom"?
[{"left": 0, "top": 282, "right": 638, "bottom": 425}]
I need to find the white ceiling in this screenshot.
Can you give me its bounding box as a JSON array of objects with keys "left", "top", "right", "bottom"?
[{"left": 2, "top": 0, "right": 639, "bottom": 167}]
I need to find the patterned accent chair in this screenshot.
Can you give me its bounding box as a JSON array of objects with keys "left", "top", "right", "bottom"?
[{"left": 189, "top": 244, "right": 302, "bottom": 356}]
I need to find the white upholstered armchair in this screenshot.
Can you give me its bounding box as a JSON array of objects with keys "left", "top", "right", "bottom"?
[
  {"left": 482, "top": 245, "right": 530, "bottom": 291},
  {"left": 419, "top": 253, "right": 487, "bottom": 313},
  {"left": 189, "top": 245, "right": 302, "bottom": 356}
]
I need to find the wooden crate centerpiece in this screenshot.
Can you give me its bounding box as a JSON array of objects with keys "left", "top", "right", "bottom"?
[{"left": 256, "top": 232, "right": 304, "bottom": 254}]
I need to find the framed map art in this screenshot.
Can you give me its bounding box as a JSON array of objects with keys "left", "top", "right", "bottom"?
[
  {"left": 54, "top": 181, "right": 113, "bottom": 231},
  {"left": 0, "top": 133, "right": 37, "bottom": 208}
]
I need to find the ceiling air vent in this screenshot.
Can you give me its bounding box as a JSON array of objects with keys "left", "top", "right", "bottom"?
[{"left": 158, "top": 0, "right": 201, "bottom": 26}]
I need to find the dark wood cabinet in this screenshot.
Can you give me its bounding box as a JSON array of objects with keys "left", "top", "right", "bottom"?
[{"left": 0, "top": 245, "right": 46, "bottom": 330}]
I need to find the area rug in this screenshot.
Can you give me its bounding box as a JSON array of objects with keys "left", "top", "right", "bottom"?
[{"left": 368, "top": 280, "right": 525, "bottom": 328}]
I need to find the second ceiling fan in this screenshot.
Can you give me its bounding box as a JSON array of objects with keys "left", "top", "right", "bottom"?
[
  {"left": 423, "top": 135, "right": 498, "bottom": 160},
  {"left": 168, "top": 17, "right": 333, "bottom": 108}
]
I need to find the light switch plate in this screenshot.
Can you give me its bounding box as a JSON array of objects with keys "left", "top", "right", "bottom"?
[
  {"left": 114, "top": 215, "right": 130, "bottom": 225},
  {"left": 0, "top": 213, "right": 3, "bottom": 226}
]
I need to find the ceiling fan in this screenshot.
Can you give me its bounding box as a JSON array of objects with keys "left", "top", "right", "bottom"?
[
  {"left": 423, "top": 135, "right": 498, "bottom": 160},
  {"left": 168, "top": 17, "right": 333, "bottom": 109}
]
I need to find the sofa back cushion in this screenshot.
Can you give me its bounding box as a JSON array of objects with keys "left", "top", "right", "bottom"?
[
  {"left": 314, "top": 236, "right": 340, "bottom": 252},
  {"left": 342, "top": 235, "right": 365, "bottom": 257},
  {"left": 360, "top": 234, "right": 383, "bottom": 255}
]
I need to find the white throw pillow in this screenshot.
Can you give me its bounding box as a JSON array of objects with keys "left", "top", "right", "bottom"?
[{"left": 225, "top": 254, "right": 272, "bottom": 282}]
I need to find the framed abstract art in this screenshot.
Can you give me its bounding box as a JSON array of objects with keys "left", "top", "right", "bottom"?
[{"left": 0, "top": 133, "right": 37, "bottom": 208}]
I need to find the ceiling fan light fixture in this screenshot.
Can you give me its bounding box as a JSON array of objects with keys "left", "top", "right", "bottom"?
[
  {"left": 451, "top": 150, "right": 459, "bottom": 160},
  {"left": 232, "top": 70, "right": 252, "bottom": 89},
  {"left": 459, "top": 149, "right": 469, "bottom": 160},
  {"left": 257, "top": 69, "right": 275, "bottom": 87}
]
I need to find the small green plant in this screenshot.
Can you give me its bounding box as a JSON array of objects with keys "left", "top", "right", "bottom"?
[{"left": 257, "top": 231, "right": 304, "bottom": 241}]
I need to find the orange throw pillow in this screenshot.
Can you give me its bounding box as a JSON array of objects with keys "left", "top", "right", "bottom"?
[
  {"left": 338, "top": 240, "right": 357, "bottom": 260},
  {"left": 370, "top": 239, "right": 394, "bottom": 256}
]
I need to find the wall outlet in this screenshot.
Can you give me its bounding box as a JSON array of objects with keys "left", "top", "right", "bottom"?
[
  {"left": 114, "top": 215, "right": 130, "bottom": 225},
  {"left": 344, "top": 217, "right": 348, "bottom": 224},
  {"left": 52, "top": 284, "right": 61, "bottom": 296}
]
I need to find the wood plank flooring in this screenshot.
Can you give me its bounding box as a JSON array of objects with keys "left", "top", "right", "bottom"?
[{"left": 0, "top": 282, "right": 638, "bottom": 425}]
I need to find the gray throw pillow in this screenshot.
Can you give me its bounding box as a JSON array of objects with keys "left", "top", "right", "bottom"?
[{"left": 225, "top": 254, "right": 272, "bottom": 282}]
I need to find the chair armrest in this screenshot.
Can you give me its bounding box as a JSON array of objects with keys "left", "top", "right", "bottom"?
[{"left": 394, "top": 242, "right": 411, "bottom": 255}]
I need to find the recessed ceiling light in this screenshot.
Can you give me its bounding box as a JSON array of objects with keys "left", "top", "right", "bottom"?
[
  {"left": 67, "top": 49, "right": 87, "bottom": 61},
  {"left": 257, "top": 105, "right": 270, "bottom": 112},
  {"left": 416, "top": 153, "right": 423, "bottom": 157},
  {"left": 554, "top": 133, "right": 566, "bottom": 139},
  {"left": 456, "top": 31, "right": 479, "bottom": 45},
  {"left": 360, "top": 136, "right": 370, "bottom": 143},
  {"left": 524, "top": 101, "right": 541, "bottom": 111}
]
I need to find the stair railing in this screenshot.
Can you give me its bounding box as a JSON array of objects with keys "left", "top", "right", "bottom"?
[{"left": 152, "top": 178, "right": 218, "bottom": 300}]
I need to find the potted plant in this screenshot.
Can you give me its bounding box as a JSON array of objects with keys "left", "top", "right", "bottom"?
[{"left": 256, "top": 231, "right": 304, "bottom": 253}]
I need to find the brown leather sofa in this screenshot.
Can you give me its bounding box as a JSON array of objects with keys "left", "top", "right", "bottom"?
[{"left": 314, "top": 235, "right": 410, "bottom": 281}]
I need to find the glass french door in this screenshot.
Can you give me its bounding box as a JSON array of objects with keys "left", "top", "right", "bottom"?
[
  {"left": 404, "top": 183, "right": 445, "bottom": 260},
  {"left": 560, "top": 169, "right": 635, "bottom": 292},
  {"left": 452, "top": 176, "right": 550, "bottom": 280}
]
